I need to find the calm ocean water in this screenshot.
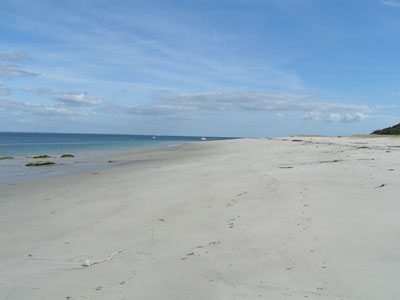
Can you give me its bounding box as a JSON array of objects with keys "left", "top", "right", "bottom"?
[
  {"left": 0, "top": 132, "right": 235, "bottom": 184},
  {"left": 0, "top": 132, "right": 235, "bottom": 157}
]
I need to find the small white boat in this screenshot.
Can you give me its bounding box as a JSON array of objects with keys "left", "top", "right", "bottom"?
[{"left": 201, "top": 128, "right": 206, "bottom": 141}]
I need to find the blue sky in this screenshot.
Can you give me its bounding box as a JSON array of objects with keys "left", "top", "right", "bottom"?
[{"left": 1, "top": 0, "right": 400, "bottom": 137}]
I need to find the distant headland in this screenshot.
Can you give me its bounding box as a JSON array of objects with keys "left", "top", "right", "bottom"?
[{"left": 372, "top": 123, "right": 400, "bottom": 135}]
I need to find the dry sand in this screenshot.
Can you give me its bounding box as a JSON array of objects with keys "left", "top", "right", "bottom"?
[{"left": 1, "top": 136, "right": 400, "bottom": 299}]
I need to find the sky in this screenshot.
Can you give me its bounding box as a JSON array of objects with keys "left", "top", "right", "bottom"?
[{"left": 1, "top": 0, "right": 400, "bottom": 137}]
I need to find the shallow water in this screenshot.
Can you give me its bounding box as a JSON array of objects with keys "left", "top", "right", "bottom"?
[{"left": 0, "top": 132, "right": 235, "bottom": 183}]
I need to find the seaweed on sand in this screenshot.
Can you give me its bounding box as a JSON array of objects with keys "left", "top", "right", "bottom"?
[
  {"left": 32, "top": 155, "right": 51, "bottom": 159},
  {"left": 26, "top": 161, "right": 56, "bottom": 167}
]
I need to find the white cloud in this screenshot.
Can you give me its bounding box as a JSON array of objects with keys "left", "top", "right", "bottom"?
[
  {"left": 0, "top": 99, "right": 86, "bottom": 116},
  {"left": 7, "top": 88, "right": 392, "bottom": 124},
  {"left": 301, "top": 111, "right": 322, "bottom": 121},
  {"left": 0, "top": 64, "right": 38, "bottom": 77},
  {"left": 20, "top": 87, "right": 59, "bottom": 95},
  {"left": 327, "top": 112, "right": 368, "bottom": 123},
  {"left": 302, "top": 111, "right": 370, "bottom": 123},
  {"left": 156, "top": 92, "right": 372, "bottom": 113},
  {"left": 382, "top": 1, "right": 400, "bottom": 7},
  {"left": 56, "top": 93, "right": 103, "bottom": 107},
  {"left": 97, "top": 91, "right": 381, "bottom": 124},
  {"left": 21, "top": 87, "right": 103, "bottom": 107},
  {"left": 0, "top": 53, "right": 32, "bottom": 61},
  {"left": 22, "top": 102, "right": 86, "bottom": 115},
  {"left": 98, "top": 103, "right": 192, "bottom": 119},
  {"left": 158, "top": 92, "right": 311, "bottom": 112}
]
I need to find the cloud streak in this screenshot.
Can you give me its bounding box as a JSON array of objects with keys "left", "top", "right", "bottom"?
[
  {"left": 97, "top": 91, "right": 384, "bottom": 124},
  {"left": 302, "top": 111, "right": 370, "bottom": 123},
  {"left": 0, "top": 53, "right": 32, "bottom": 62},
  {"left": 381, "top": 1, "right": 400, "bottom": 7},
  {"left": 0, "top": 99, "right": 85, "bottom": 116},
  {"left": 327, "top": 112, "right": 368, "bottom": 123},
  {"left": 21, "top": 87, "right": 103, "bottom": 107},
  {"left": 56, "top": 93, "right": 102, "bottom": 107},
  {"left": 3, "top": 88, "right": 394, "bottom": 125},
  {"left": 157, "top": 92, "right": 372, "bottom": 113},
  {"left": 0, "top": 64, "right": 38, "bottom": 77},
  {"left": 20, "top": 87, "right": 59, "bottom": 95}
]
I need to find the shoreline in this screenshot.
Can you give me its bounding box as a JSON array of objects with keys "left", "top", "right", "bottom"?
[
  {"left": 0, "top": 132, "right": 235, "bottom": 158},
  {"left": 1, "top": 136, "right": 400, "bottom": 299},
  {"left": 0, "top": 141, "right": 191, "bottom": 184}
]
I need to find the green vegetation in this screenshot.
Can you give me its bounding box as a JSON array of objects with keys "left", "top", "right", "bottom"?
[
  {"left": 32, "top": 155, "right": 51, "bottom": 159},
  {"left": 0, "top": 156, "right": 14, "bottom": 160},
  {"left": 61, "top": 154, "right": 75, "bottom": 158},
  {"left": 372, "top": 123, "right": 400, "bottom": 135},
  {"left": 26, "top": 161, "right": 56, "bottom": 167}
]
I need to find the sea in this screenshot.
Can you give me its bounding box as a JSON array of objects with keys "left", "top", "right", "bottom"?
[{"left": 0, "top": 132, "right": 235, "bottom": 184}]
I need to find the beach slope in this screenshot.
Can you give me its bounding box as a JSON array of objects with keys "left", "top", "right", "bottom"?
[{"left": 1, "top": 136, "right": 400, "bottom": 299}]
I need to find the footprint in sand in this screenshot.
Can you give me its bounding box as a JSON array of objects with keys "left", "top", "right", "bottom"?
[
  {"left": 237, "top": 191, "right": 247, "bottom": 197},
  {"left": 182, "top": 241, "right": 221, "bottom": 260},
  {"left": 227, "top": 216, "right": 241, "bottom": 228},
  {"left": 225, "top": 198, "right": 237, "bottom": 208}
]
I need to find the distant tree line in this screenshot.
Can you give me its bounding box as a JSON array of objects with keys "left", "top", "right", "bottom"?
[{"left": 372, "top": 123, "right": 400, "bottom": 135}]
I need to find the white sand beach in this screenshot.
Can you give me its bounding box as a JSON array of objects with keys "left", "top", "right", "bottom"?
[{"left": 1, "top": 136, "right": 400, "bottom": 300}]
